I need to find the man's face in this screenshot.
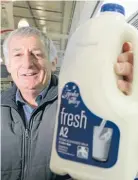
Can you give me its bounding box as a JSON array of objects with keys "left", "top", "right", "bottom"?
[{"left": 7, "top": 35, "right": 52, "bottom": 92}]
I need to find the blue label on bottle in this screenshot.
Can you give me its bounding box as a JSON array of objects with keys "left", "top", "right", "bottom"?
[{"left": 56, "top": 82, "right": 120, "bottom": 168}]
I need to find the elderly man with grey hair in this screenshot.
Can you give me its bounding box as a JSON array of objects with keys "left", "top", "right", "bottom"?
[
  {"left": 1, "top": 26, "right": 133, "bottom": 180},
  {"left": 1, "top": 26, "right": 70, "bottom": 180}
]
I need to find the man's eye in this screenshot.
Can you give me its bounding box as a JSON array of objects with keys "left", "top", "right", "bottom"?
[
  {"left": 36, "top": 54, "right": 41, "bottom": 56},
  {"left": 36, "top": 53, "right": 42, "bottom": 57},
  {"left": 14, "top": 53, "right": 22, "bottom": 57},
  {"left": 34, "top": 53, "right": 43, "bottom": 58}
]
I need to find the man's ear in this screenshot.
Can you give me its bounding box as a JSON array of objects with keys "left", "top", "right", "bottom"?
[
  {"left": 51, "top": 57, "right": 57, "bottom": 72},
  {"left": 6, "top": 63, "right": 11, "bottom": 74}
]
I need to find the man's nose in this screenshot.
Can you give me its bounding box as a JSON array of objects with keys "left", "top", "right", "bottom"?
[{"left": 22, "top": 52, "right": 34, "bottom": 68}]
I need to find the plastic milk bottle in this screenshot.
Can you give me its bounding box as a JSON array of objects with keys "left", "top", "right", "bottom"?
[{"left": 50, "top": 3, "right": 138, "bottom": 180}]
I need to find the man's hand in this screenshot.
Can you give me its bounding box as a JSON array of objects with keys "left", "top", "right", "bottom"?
[{"left": 114, "top": 42, "right": 133, "bottom": 95}]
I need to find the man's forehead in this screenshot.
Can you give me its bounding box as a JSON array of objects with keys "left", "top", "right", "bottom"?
[{"left": 9, "top": 35, "right": 44, "bottom": 49}]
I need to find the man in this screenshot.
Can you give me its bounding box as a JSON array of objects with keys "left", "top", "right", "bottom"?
[{"left": 1, "top": 27, "right": 133, "bottom": 180}]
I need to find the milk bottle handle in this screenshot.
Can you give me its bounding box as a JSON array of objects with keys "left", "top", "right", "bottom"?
[
  {"left": 103, "top": 24, "right": 138, "bottom": 116},
  {"left": 123, "top": 24, "right": 138, "bottom": 100}
]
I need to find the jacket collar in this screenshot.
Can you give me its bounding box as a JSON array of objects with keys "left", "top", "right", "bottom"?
[
  {"left": 16, "top": 79, "right": 51, "bottom": 106},
  {"left": 1, "top": 74, "right": 58, "bottom": 110}
]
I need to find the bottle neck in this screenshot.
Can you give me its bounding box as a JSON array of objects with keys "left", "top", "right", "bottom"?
[{"left": 100, "top": 11, "right": 125, "bottom": 21}]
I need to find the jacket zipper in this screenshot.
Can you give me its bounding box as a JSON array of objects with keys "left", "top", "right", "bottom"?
[
  {"left": 23, "top": 95, "right": 58, "bottom": 179},
  {"left": 22, "top": 128, "right": 30, "bottom": 180}
]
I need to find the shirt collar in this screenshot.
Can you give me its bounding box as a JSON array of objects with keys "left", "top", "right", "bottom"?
[{"left": 16, "top": 80, "right": 51, "bottom": 106}]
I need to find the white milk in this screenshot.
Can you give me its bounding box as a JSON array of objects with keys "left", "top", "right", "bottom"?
[{"left": 50, "top": 3, "right": 138, "bottom": 180}]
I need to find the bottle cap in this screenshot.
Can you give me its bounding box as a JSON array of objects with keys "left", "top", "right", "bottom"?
[{"left": 101, "top": 3, "right": 125, "bottom": 15}]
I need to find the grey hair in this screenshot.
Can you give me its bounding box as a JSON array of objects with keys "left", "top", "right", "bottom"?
[
  {"left": 49, "top": 39, "right": 57, "bottom": 62},
  {"left": 3, "top": 26, "right": 57, "bottom": 64}
]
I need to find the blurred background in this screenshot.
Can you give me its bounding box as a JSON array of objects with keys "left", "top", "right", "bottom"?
[{"left": 1, "top": 0, "right": 138, "bottom": 92}]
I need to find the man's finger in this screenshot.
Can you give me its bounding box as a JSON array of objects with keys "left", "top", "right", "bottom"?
[
  {"left": 117, "top": 80, "right": 132, "bottom": 95},
  {"left": 114, "top": 62, "right": 133, "bottom": 79},
  {"left": 122, "top": 42, "right": 133, "bottom": 52},
  {"left": 117, "top": 51, "right": 133, "bottom": 64}
]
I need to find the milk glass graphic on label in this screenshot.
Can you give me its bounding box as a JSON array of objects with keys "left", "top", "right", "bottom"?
[{"left": 92, "top": 120, "right": 113, "bottom": 162}]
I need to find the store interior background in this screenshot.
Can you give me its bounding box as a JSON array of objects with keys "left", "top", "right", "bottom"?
[{"left": 1, "top": 0, "right": 138, "bottom": 92}]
